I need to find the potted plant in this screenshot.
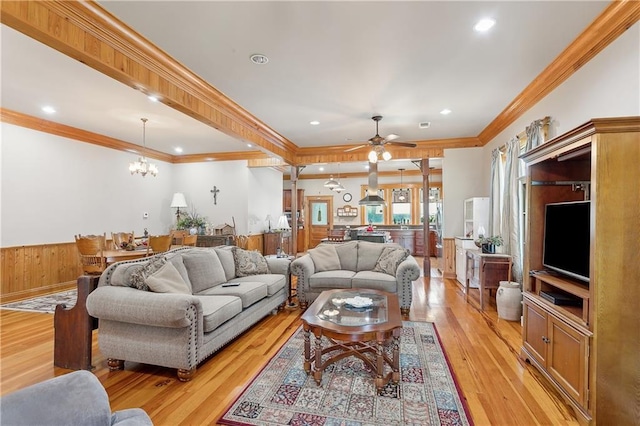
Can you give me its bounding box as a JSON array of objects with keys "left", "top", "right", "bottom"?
[
  {"left": 475, "top": 235, "right": 504, "bottom": 254},
  {"left": 176, "top": 210, "right": 208, "bottom": 235}
]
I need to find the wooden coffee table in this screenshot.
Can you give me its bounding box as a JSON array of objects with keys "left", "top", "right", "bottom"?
[{"left": 300, "top": 289, "right": 403, "bottom": 392}]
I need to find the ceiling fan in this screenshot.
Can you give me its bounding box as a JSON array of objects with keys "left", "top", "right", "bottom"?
[{"left": 345, "top": 115, "right": 417, "bottom": 162}]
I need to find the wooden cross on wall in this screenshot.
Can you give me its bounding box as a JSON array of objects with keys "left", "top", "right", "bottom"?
[{"left": 210, "top": 186, "right": 220, "bottom": 205}]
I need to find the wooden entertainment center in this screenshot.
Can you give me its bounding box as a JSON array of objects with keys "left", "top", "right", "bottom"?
[{"left": 520, "top": 117, "right": 639, "bottom": 425}]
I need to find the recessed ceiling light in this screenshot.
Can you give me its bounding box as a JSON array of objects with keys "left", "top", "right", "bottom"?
[
  {"left": 247, "top": 143, "right": 253, "bottom": 148},
  {"left": 148, "top": 95, "right": 158, "bottom": 102},
  {"left": 319, "top": 167, "right": 325, "bottom": 172},
  {"left": 440, "top": 109, "right": 452, "bottom": 115},
  {"left": 250, "top": 53, "right": 269, "bottom": 65},
  {"left": 474, "top": 18, "right": 495, "bottom": 32},
  {"left": 42, "top": 106, "right": 56, "bottom": 114},
  {"left": 365, "top": 165, "right": 370, "bottom": 170},
  {"left": 174, "top": 147, "right": 183, "bottom": 153},
  {"left": 310, "top": 121, "right": 320, "bottom": 126}
]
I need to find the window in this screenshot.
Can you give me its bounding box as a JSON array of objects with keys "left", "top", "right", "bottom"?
[{"left": 360, "top": 183, "right": 442, "bottom": 225}]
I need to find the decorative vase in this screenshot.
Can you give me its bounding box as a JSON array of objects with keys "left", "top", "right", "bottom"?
[
  {"left": 481, "top": 243, "right": 495, "bottom": 254},
  {"left": 497, "top": 281, "right": 523, "bottom": 321}
]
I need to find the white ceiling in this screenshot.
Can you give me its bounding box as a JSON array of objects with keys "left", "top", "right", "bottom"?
[{"left": 1, "top": 1, "right": 608, "bottom": 174}]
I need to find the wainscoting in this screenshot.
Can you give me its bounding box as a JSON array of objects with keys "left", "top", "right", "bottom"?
[{"left": 1, "top": 243, "right": 81, "bottom": 303}]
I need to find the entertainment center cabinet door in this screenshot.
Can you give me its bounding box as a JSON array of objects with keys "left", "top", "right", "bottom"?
[{"left": 522, "top": 296, "right": 590, "bottom": 408}]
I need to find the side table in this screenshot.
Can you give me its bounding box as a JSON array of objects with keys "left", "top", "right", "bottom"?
[
  {"left": 265, "top": 254, "right": 297, "bottom": 307},
  {"left": 465, "top": 250, "right": 512, "bottom": 310}
]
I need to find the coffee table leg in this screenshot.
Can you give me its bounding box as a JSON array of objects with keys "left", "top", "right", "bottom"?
[
  {"left": 392, "top": 335, "right": 400, "bottom": 383},
  {"left": 313, "top": 334, "right": 323, "bottom": 385},
  {"left": 303, "top": 328, "right": 311, "bottom": 374},
  {"left": 375, "top": 341, "right": 385, "bottom": 391}
]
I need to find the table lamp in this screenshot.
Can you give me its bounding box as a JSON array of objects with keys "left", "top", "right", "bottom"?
[{"left": 171, "top": 193, "right": 188, "bottom": 222}]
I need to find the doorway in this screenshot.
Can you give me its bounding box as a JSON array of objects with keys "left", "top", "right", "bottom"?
[{"left": 306, "top": 196, "right": 333, "bottom": 249}]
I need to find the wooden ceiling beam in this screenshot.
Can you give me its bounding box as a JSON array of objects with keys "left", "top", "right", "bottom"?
[
  {"left": 0, "top": 0, "right": 297, "bottom": 163},
  {"left": 284, "top": 169, "right": 443, "bottom": 181}
]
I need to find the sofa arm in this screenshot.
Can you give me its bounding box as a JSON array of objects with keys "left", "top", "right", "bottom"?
[
  {"left": 396, "top": 255, "right": 421, "bottom": 313},
  {"left": 86, "top": 286, "right": 202, "bottom": 328},
  {"left": 0, "top": 371, "right": 152, "bottom": 426},
  {"left": 290, "top": 255, "right": 315, "bottom": 304},
  {"left": 265, "top": 257, "right": 291, "bottom": 276}
]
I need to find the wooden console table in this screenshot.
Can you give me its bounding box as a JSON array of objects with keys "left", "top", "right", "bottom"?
[
  {"left": 465, "top": 250, "right": 512, "bottom": 310},
  {"left": 54, "top": 275, "right": 100, "bottom": 370}
]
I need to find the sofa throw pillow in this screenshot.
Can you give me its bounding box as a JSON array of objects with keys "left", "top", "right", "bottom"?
[
  {"left": 308, "top": 244, "right": 341, "bottom": 272},
  {"left": 181, "top": 249, "right": 227, "bottom": 294},
  {"left": 373, "top": 247, "right": 410, "bottom": 276},
  {"left": 233, "top": 248, "right": 270, "bottom": 277},
  {"left": 145, "top": 261, "right": 191, "bottom": 294},
  {"left": 130, "top": 256, "right": 167, "bottom": 291}
]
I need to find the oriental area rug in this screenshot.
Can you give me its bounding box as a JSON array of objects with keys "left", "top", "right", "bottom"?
[
  {"left": 219, "top": 321, "right": 472, "bottom": 426},
  {"left": 0, "top": 289, "right": 76, "bottom": 314}
]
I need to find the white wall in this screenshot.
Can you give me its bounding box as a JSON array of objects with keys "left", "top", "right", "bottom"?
[
  {"left": 248, "top": 167, "right": 284, "bottom": 234},
  {"left": 0, "top": 124, "right": 284, "bottom": 246},
  {"left": 441, "top": 148, "right": 487, "bottom": 238},
  {"left": 1, "top": 123, "right": 173, "bottom": 246}
]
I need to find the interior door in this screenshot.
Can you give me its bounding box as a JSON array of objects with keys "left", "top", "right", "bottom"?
[{"left": 307, "top": 197, "right": 333, "bottom": 249}]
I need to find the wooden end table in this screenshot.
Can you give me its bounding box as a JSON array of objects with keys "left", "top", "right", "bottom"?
[{"left": 300, "top": 289, "right": 402, "bottom": 393}]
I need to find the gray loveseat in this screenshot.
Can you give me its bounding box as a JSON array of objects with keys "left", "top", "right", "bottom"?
[
  {"left": 290, "top": 240, "right": 421, "bottom": 314},
  {"left": 86, "top": 246, "right": 289, "bottom": 381},
  {"left": 0, "top": 370, "right": 152, "bottom": 425}
]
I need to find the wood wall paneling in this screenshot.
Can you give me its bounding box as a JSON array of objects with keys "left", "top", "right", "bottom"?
[{"left": 1, "top": 243, "right": 80, "bottom": 303}]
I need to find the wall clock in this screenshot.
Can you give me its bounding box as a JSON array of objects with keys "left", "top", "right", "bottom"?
[{"left": 343, "top": 193, "right": 352, "bottom": 202}]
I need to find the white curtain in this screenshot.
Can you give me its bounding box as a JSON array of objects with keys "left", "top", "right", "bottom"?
[
  {"left": 525, "top": 119, "right": 545, "bottom": 151},
  {"left": 501, "top": 137, "right": 523, "bottom": 284},
  {"left": 488, "top": 149, "right": 502, "bottom": 236}
]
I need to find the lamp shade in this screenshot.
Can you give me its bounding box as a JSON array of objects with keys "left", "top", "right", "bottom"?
[
  {"left": 170, "top": 193, "right": 188, "bottom": 208},
  {"left": 276, "top": 215, "right": 291, "bottom": 230}
]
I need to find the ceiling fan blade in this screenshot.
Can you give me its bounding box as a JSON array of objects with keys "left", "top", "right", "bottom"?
[
  {"left": 386, "top": 141, "right": 417, "bottom": 148},
  {"left": 384, "top": 133, "right": 399, "bottom": 141},
  {"left": 344, "top": 144, "right": 368, "bottom": 152}
]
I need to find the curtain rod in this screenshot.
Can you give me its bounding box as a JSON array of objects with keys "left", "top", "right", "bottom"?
[{"left": 498, "top": 116, "right": 551, "bottom": 153}]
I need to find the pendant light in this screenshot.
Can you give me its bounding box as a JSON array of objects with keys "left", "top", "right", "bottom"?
[{"left": 129, "top": 118, "right": 158, "bottom": 177}]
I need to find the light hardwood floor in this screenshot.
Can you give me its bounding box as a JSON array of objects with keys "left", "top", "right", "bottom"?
[{"left": 0, "top": 261, "right": 579, "bottom": 425}]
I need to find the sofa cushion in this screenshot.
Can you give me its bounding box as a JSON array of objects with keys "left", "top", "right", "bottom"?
[
  {"left": 197, "top": 282, "right": 268, "bottom": 308},
  {"left": 352, "top": 271, "right": 398, "bottom": 292},
  {"left": 356, "top": 241, "right": 387, "bottom": 271},
  {"left": 230, "top": 274, "right": 285, "bottom": 296},
  {"left": 130, "top": 256, "right": 167, "bottom": 291},
  {"left": 166, "top": 255, "right": 192, "bottom": 289},
  {"left": 145, "top": 262, "right": 191, "bottom": 294},
  {"left": 308, "top": 244, "right": 341, "bottom": 272},
  {"left": 334, "top": 240, "right": 358, "bottom": 271},
  {"left": 197, "top": 295, "right": 243, "bottom": 333},
  {"left": 109, "top": 263, "right": 145, "bottom": 288},
  {"left": 373, "top": 247, "right": 411, "bottom": 276},
  {"left": 233, "top": 248, "right": 270, "bottom": 277},
  {"left": 182, "top": 250, "right": 227, "bottom": 293},
  {"left": 214, "top": 246, "right": 236, "bottom": 281},
  {"left": 309, "top": 270, "right": 355, "bottom": 289}
]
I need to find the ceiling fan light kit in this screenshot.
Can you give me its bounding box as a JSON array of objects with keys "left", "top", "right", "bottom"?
[{"left": 347, "top": 115, "right": 416, "bottom": 162}]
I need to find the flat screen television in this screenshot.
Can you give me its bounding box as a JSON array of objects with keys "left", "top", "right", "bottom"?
[{"left": 543, "top": 201, "right": 590, "bottom": 283}]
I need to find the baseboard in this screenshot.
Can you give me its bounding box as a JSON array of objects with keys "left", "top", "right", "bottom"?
[{"left": 0, "top": 281, "right": 76, "bottom": 304}]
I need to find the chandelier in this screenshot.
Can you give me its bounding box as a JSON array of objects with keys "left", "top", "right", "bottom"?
[{"left": 129, "top": 118, "right": 158, "bottom": 177}]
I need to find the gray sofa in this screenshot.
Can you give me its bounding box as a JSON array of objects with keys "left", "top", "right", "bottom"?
[
  {"left": 0, "top": 370, "right": 152, "bottom": 425},
  {"left": 86, "top": 246, "right": 289, "bottom": 381},
  {"left": 290, "top": 240, "right": 421, "bottom": 314}
]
